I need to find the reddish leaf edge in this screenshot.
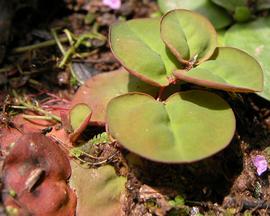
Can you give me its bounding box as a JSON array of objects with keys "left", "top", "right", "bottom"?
[
  {"left": 105, "top": 91, "right": 236, "bottom": 164},
  {"left": 174, "top": 69, "right": 262, "bottom": 93},
  {"left": 160, "top": 9, "right": 218, "bottom": 65},
  {"left": 109, "top": 22, "right": 171, "bottom": 88},
  {"left": 69, "top": 103, "right": 92, "bottom": 143}
]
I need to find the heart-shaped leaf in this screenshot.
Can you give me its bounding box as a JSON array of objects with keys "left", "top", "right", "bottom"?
[
  {"left": 70, "top": 162, "right": 126, "bottom": 216},
  {"left": 174, "top": 47, "right": 263, "bottom": 92},
  {"left": 106, "top": 90, "right": 235, "bottom": 163},
  {"left": 71, "top": 68, "right": 160, "bottom": 126},
  {"left": 158, "top": 0, "right": 232, "bottom": 29},
  {"left": 160, "top": 9, "right": 217, "bottom": 65},
  {"left": 224, "top": 17, "right": 270, "bottom": 100},
  {"left": 110, "top": 18, "right": 182, "bottom": 87}
]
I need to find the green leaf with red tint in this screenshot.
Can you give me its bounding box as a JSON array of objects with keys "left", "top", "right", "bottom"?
[
  {"left": 70, "top": 162, "right": 126, "bottom": 216},
  {"left": 173, "top": 47, "right": 263, "bottom": 93},
  {"left": 110, "top": 18, "right": 182, "bottom": 87},
  {"left": 71, "top": 68, "right": 160, "bottom": 126},
  {"left": 106, "top": 90, "right": 235, "bottom": 163}
]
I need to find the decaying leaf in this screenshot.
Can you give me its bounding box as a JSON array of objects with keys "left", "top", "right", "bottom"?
[
  {"left": 0, "top": 112, "right": 73, "bottom": 150},
  {"left": 2, "top": 133, "right": 76, "bottom": 215}
]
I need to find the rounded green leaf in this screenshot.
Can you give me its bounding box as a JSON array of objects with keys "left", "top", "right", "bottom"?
[
  {"left": 70, "top": 103, "right": 91, "bottom": 131},
  {"left": 224, "top": 17, "right": 270, "bottom": 100},
  {"left": 110, "top": 18, "right": 182, "bottom": 87},
  {"left": 233, "top": 6, "right": 251, "bottom": 22},
  {"left": 158, "top": 0, "right": 232, "bottom": 29},
  {"left": 106, "top": 90, "right": 235, "bottom": 163},
  {"left": 174, "top": 47, "right": 263, "bottom": 92},
  {"left": 71, "top": 68, "right": 160, "bottom": 125},
  {"left": 70, "top": 162, "right": 126, "bottom": 216},
  {"left": 160, "top": 9, "right": 217, "bottom": 65},
  {"left": 69, "top": 103, "right": 92, "bottom": 142}
]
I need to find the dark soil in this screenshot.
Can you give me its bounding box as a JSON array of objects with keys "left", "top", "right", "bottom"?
[{"left": 0, "top": 0, "right": 270, "bottom": 215}]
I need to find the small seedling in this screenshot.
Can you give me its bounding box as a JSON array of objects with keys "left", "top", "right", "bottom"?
[
  {"left": 104, "top": 9, "right": 263, "bottom": 163},
  {"left": 71, "top": 9, "right": 263, "bottom": 163},
  {"left": 157, "top": 0, "right": 270, "bottom": 101}
]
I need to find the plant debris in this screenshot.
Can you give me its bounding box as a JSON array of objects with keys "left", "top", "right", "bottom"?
[{"left": 2, "top": 133, "right": 76, "bottom": 215}]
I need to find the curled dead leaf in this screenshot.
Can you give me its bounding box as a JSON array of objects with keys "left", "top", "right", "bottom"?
[{"left": 2, "top": 133, "right": 76, "bottom": 216}]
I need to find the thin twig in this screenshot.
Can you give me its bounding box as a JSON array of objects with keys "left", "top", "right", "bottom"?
[
  {"left": 51, "top": 28, "right": 66, "bottom": 55},
  {"left": 72, "top": 150, "right": 118, "bottom": 166},
  {"left": 0, "top": 66, "right": 15, "bottom": 73},
  {"left": 22, "top": 115, "right": 54, "bottom": 121},
  {"left": 10, "top": 106, "right": 28, "bottom": 109},
  {"left": 12, "top": 37, "right": 69, "bottom": 53},
  {"left": 59, "top": 30, "right": 106, "bottom": 68}
]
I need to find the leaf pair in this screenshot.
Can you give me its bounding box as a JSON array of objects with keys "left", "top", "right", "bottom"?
[
  {"left": 156, "top": 3, "right": 269, "bottom": 100},
  {"left": 110, "top": 9, "right": 263, "bottom": 93}
]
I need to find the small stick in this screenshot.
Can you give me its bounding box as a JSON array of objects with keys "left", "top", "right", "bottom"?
[
  {"left": 13, "top": 91, "right": 61, "bottom": 122},
  {"left": 51, "top": 28, "right": 66, "bottom": 55},
  {"left": 12, "top": 37, "right": 69, "bottom": 53},
  {"left": 0, "top": 66, "right": 15, "bottom": 73},
  {"left": 22, "top": 115, "right": 55, "bottom": 121}
]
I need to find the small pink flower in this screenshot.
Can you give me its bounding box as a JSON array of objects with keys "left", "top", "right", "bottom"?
[
  {"left": 102, "top": 0, "right": 121, "bottom": 9},
  {"left": 252, "top": 155, "right": 268, "bottom": 176}
]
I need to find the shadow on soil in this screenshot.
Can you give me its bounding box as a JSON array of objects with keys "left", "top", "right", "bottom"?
[{"left": 129, "top": 136, "right": 243, "bottom": 204}]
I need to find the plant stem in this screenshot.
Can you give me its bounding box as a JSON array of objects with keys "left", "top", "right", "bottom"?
[
  {"left": 0, "top": 66, "right": 15, "bottom": 73},
  {"left": 22, "top": 115, "right": 54, "bottom": 121},
  {"left": 51, "top": 28, "right": 66, "bottom": 55},
  {"left": 59, "top": 33, "right": 101, "bottom": 68},
  {"left": 28, "top": 79, "right": 43, "bottom": 87},
  {"left": 21, "top": 101, "right": 61, "bottom": 122},
  {"left": 12, "top": 37, "right": 69, "bottom": 53},
  {"left": 10, "top": 106, "right": 28, "bottom": 109},
  {"left": 157, "top": 87, "right": 165, "bottom": 101},
  {"left": 13, "top": 91, "right": 61, "bottom": 122}
]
